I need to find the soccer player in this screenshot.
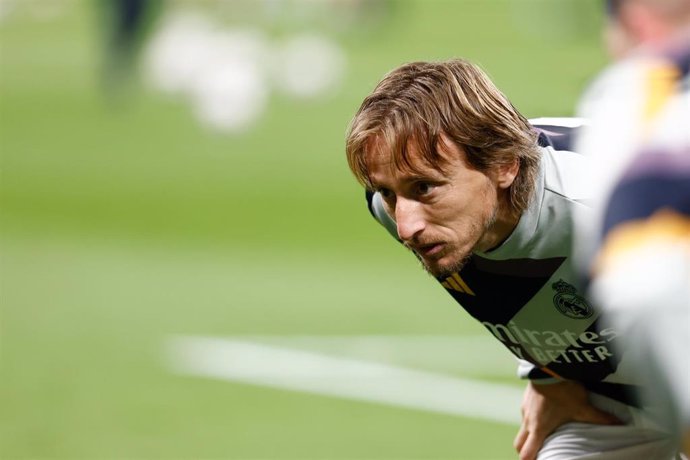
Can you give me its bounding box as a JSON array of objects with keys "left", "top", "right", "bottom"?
[
  {"left": 345, "top": 59, "right": 679, "bottom": 459},
  {"left": 575, "top": 0, "right": 690, "bottom": 455}
]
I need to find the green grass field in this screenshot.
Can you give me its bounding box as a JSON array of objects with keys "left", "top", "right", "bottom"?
[{"left": 1, "top": 1, "right": 607, "bottom": 458}]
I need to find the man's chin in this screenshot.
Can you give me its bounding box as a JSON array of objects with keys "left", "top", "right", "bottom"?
[{"left": 420, "top": 253, "right": 471, "bottom": 278}]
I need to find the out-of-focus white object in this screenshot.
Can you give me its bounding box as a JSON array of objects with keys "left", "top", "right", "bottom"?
[
  {"left": 189, "top": 29, "right": 270, "bottom": 133},
  {"left": 144, "top": 11, "right": 348, "bottom": 133},
  {"left": 143, "top": 12, "right": 219, "bottom": 94},
  {"left": 272, "top": 33, "right": 346, "bottom": 99},
  {"left": 145, "top": 12, "right": 270, "bottom": 133},
  {"left": 191, "top": 57, "right": 268, "bottom": 133}
]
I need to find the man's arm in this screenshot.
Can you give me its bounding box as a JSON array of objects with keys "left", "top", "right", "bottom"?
[{"left": 513, "top": 380, "right": 622, "bottom": 460}]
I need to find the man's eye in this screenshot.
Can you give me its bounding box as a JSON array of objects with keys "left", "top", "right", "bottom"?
[{"left": 415, "top": 182, "right": 434, "bottom": 196}]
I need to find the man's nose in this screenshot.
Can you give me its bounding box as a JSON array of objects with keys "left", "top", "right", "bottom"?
[{"left": 395, "top": 198, "right": 425, "bottom": 241}]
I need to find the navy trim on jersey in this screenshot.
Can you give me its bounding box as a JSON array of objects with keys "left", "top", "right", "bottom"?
[
  {"left": 604, "top": 175, "right": 690, "bottom": 235},
  {"left": 445, "top": 255, "right": 635, "bottom": 405},
  {"left": 602, "top": 148, "right": 690, "bottom": 235},
  {"left": 442, "top": 255, "right": 566, "bottom": 324},
  {"left": 666, "top": 43, "right": 690, "bottom": 80},
  {"left": 584, "top": 382, "right": 641, "bottom": 408},
  {"left": 535, "top": 125, "right": 580, "bottom": 152}
]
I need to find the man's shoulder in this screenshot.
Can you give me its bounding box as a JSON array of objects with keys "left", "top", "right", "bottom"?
[
  {"left": 576, "top": 54, "right": 685, "bottom": 134},
  {"left": 539, "top": 143, "right": 591, "bottom": 205},
  {"left": 528, "top": 117, "right": 591, "bottom": 203}
]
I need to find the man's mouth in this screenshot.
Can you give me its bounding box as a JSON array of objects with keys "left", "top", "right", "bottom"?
[{"left": 412, "top": 243, "right": 445, "bottom": 258}]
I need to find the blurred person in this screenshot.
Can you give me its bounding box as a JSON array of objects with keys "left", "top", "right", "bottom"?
[
  {"left": 98, "top": 0, "right": 160, "bottom": 95},
  {"left": 345, "top": 58, "right": 680, "bottom": 459},
  {"left": 574, "top": 0, "right": 690, "bottom": 455}
]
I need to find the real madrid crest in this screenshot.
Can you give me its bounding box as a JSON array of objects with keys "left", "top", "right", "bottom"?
[{"left": 552, "top": 279, "right": 593, "bottom": 319}]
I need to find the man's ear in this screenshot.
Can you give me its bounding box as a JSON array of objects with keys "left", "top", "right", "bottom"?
[{"left": 495, "top": 159, "right": 519, "bottom": 190}]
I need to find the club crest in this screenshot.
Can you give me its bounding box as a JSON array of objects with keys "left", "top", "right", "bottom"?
[{"left": 552, "top": 279, "right": 593, "bottom": 319}]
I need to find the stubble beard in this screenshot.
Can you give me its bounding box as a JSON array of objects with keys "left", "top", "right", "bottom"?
[{"left": 416, "top": 204, "right": 499, "bottom": 279}]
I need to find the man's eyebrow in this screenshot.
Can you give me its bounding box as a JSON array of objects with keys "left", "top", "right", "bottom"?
[
  {"left": 367, "top": 177, "right": 388, "bottom": 190},
  {"left": 405, "top": 172, "right": 434, "bottom": 180},
  {"left": 399, "top": 170, "right": 444, "bottom": 182},
  {"left": 368, "top": 167, "right": 445, "bottom": 190}
]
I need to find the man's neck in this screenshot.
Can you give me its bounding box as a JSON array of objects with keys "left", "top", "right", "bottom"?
[{"left": 478, "top": 199, "right": 522, "bottom": 253}]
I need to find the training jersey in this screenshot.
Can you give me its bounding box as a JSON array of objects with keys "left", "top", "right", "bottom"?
[
  {"left": 576, "top": 45, "right": 690, "bottom": 430},
  {"left": 573, "top": 45, "right": 690, "bottom": 273},
  {"left": 365, "top": 119, "right": 640, "bottom": 406}
]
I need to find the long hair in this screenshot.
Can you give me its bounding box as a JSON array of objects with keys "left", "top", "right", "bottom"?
[{"left": 345, "top": 59, "right": 541, "bottom": 215}]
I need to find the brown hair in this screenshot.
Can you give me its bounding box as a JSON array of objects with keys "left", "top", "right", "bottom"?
[{"left": 345, "top": 59, "right": 541, "bottom": 215}]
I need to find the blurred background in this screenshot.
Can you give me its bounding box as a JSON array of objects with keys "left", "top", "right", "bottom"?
[{"left": 1, "top": 0, "right": 607, "bottom": 458}]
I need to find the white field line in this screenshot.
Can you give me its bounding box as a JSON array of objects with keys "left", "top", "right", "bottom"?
[
  {"left": 240, "top": 334, "right": 517, "bottom": 377},
  {"left": 166, "top": 336, "right": 522, "bottom": 425}
]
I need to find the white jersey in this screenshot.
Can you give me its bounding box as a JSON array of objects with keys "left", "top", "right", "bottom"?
[
  {"left": 574, "top": 50, "right": 690, "bottom": 274},
  {"left": 575, "top": 44, "right": 690, "bottom": 435},
  {"left": 366, "top": 121, "right": 642, "bottom": 408}
]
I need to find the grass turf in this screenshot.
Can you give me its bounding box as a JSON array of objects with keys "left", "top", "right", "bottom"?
[{"left": 1, "top": 1, "right": 606, "bottom": 458}]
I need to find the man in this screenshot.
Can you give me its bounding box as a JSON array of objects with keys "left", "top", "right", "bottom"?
[
  {"left": 575, "top": 0, "right": 690, "bottom": 454},
  {"left": 345, "top": 59, "right": 679, "bottom": 459}
]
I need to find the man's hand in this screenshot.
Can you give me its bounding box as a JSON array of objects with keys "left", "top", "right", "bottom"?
[{"left": 513, "top": 380, "right": 622, "bottom": 460}]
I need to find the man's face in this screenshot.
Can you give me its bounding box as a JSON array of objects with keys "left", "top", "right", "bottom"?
[
  {"left": 367, "top": 137, "right": 514, "bottom": 277},
  {"left": 604, "top": 17, "right": 636, "bottom": 59}
]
